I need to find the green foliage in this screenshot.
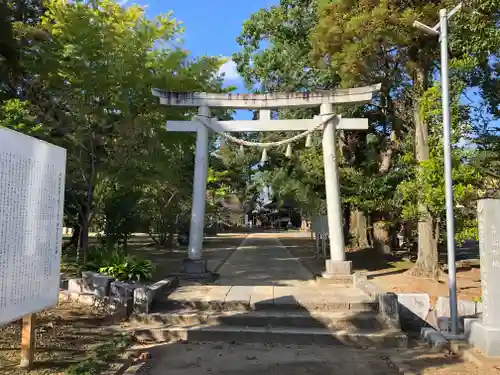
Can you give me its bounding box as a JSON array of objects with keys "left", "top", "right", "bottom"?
[
  {"left": 98, "top": 257, "right": 154, "bottom": 282},
  {"left": 94, "top": 182, "right": 144, "bottom": 247},
  {"left": 83, "top": 245, "right": 154, "bottom": 281},
  {"left": 398, "top": 82, "right": 481, "bottom": 243},
  {"left": 0, "top": 99, "right": 43, "bottom": 134},
  {"left": 233, "top": 0, "right": 498, "bottom": 276},
  {"left": 66, "top": 334, "right": 132, "bottom": 375},
  {"left": 2, "top": 0, "right": 499, "bottom": 280},
  {"left": 233, "top": 0, "right": 329, "bottom": 92},
  {"left": 451, "top": 0, "right": 500, "bottom": 118},
  {"left": 1, "top": 0, "right": 231, "bottom": 259}
]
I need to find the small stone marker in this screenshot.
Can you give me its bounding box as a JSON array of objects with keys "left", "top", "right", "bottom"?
[
  {"left": 133, "top": 278, "right": 179, "bottom": 313},
  {"left": 435, "top": 296, "right": 477, "bottom": 318},
  {"left": 469, "top": 199, "right": 500, "bottom": 356},
  {"left": 70, "top": 272, "right": 114, "bottom": 297},
  {"left": 397, "top": 293, "right": 430, "bottom": 321}
]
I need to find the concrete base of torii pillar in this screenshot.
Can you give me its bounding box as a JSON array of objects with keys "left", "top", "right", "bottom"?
[
  {"left": 323, "top": 260, "right": 352, "bottom": 276},
  {"left": 181, "top": 259, "right": 211, "bottom": 277}
]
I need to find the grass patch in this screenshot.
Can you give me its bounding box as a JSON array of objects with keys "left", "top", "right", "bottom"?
[
  {"left": 388, "top": 260, "right": 413, "bottom": 270},
  {"left": 65, "top": 334, "right": 133, "bottom": 375}
]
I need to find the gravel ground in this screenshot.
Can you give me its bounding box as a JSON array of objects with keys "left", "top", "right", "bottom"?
[
  {"left": 0, "top": 301, "right": 126, "bottom": 375},
  {"left": 277, "top": 232, "right": 482, "bottom": 305}
]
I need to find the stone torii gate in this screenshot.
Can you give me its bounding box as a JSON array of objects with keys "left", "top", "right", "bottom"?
[{"left": 152, "top": 85, "right": 380, "bottom": 278}]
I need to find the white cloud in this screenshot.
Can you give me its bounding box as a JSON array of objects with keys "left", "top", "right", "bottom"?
[{"left": 218, "top": 59, "right": 241, "bottom": 81}]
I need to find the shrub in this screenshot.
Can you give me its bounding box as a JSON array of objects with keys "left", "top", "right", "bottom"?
[
  {"left": 98, "top": 257, "right": 154, "bottom": 281},
  {"left": 82, "top": 245, "right": 154, "bottom": 282}
]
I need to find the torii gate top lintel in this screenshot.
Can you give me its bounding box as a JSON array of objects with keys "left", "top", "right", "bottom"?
[{"left": 151, "top": 83, "right": 381, "bottom": 109}]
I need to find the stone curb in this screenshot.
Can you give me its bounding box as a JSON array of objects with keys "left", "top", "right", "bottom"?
[
  {"left": 58, "top": 290, "right": 130, "bottom": 323},
  {"left": 61, "top": 276, "right": 179, "bottom": 316},
  {"left": 58, "top": 290, "right": 118, "bottom": 307},
  {"left": 435, "top": 296, "right": 482, "bottom": 318},
  {"left": 122, "top": 360, "right": 149, "bottom": 374},
  {"left": 420, "top": 327, "right": 449, "bottom": 350},
  {"left": 354, "top": 275, "right": 440, "bottom": 334},
  {"left": 353, "top": 273, "right": 401, "bottom": 329},
  {"left": 109, "top": 360, "right": 149, "bottom": 375}
]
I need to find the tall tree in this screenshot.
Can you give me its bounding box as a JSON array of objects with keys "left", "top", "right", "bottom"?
[
  {"left": 4, "top": 0, "right": 228, "bottom": 259},
  {"left": 313, "top": 0, "right": 498, "bottom": 275},
  {"left": 234, "top": 0, "right": 412, "bottom": 250},
  {"left": 0, "top": 0, "right": 44, "bottom": 98},
  {"left": 312, "top": 0, "right": 447, "bottom": 276}
]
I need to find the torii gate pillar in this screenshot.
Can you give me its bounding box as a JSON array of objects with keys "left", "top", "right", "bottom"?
[
  {"left": 153, "top": 85, "right": 380, "bottom": 277},
  {"left": 321, "top": 103, "right": 351, "bottom": 275},
  {"left": 184, "top": 105, "right": 210, "bottom": 274}
]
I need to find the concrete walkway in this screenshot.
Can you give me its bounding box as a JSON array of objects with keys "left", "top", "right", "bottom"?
[
  {"left": 167, "top": 232, "right": 372, "bottom": 308},
  {"left": 215, "top": 233, "right": 315, "bottom": 286},
  {"left": 142, "top": 342, "right": 400, "bottom": 375}
]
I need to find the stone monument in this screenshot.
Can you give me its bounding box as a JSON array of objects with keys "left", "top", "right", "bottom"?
[{"left": 468, "top": 199, "right": 500, "bottom": 356}]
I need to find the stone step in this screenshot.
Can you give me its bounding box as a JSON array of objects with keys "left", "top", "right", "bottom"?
[
  {"left": 163, "top": 285, "right": 377, "bottom": 312},
  {"left": 132, "top": 309, "right": 389, "bottom": 331},
  {"left": 129, "top": 324, "right": 408, "bottom": 348},
  {"left": 158, "top": 298, "right": 378, "bottom": 313}
]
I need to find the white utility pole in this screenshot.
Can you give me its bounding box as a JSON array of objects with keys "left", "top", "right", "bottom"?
[{"left": 413, "top": 3, "right": 462, "bottom": 336}]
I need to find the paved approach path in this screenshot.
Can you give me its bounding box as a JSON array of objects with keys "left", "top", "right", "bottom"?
[
  {"left": 215, "top": 233, "right": 315, "bottom": 286},
  {"left": 140, "top": 232, "right": 487, "bottom": 375},
  {"left": 141, "top": 342, "right": 399, "bottom": 375},
  {"left": 168, "top": 232, "right": 371, "bottom": 307},
  {"left": 139, "top": 341, "right": 484, "bottom": 375}
]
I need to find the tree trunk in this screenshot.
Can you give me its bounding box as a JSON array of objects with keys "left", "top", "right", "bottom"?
[
  {"left": 80, "top": 206, "right": 90, "bottom": 264},
  {"left": 80, "top": 173, "right": 95, "bottom": 263},
  {"left": 369, "top": 86, "right": 398, "bottom": 255},
  {"left": 366, "top": 214, "right": 374, "bottom": 248},
  {"left": 166, "top": 224, "right": 176, "bottom": 250},
  {"left": 409, "top": 214, "right": 440, "bottom": 280},
  {"left": 148, "top": 230, "right": 159, "bottom": 245},
  {"left": 159, "top": 232, "right": 168, "bottom": 246},
  {"left": 63, "top": 225, "right": 80, "bottom": 250},
  {"left": 343, "top": 204, "right": 351, "bottom": 246},
  {"left": 411, "top": 63, "right": 439, "bottom": 278}
]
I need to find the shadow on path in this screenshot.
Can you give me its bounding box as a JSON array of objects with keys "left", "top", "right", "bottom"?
[
  {"left": 214, "top": 234, "right": 315, "bottom": 286},
  {"left": 135, "top": 295, "right": 468, "bottom": 375}
]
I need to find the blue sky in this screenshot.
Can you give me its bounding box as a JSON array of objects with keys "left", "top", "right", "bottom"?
[
  {"left": 125, "top": 0, "right": 496, "bottom": 128},
  {"left": 136, "top": 0, "right": 274, "bottom": 60},
  {"left": 129, "top": 0, "right": 277, "bottom": 119}
]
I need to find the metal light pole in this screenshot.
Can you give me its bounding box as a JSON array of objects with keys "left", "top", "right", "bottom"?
[{"left": 413, "top": 3, "right": 462, "bottom": 336}]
